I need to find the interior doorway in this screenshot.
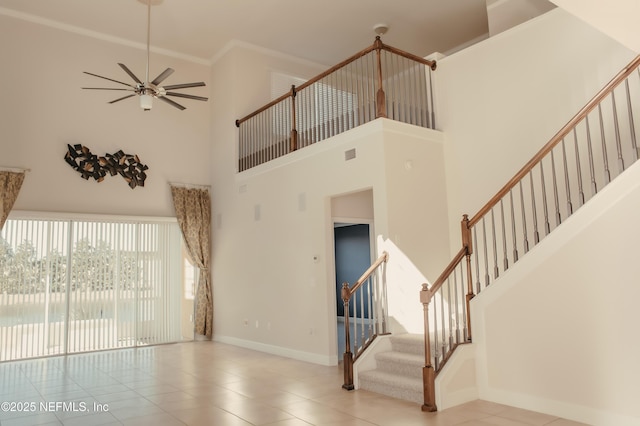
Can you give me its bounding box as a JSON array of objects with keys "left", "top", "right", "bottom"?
[
  {"left": 330, "top": 189, "right": 374, "bottom": 361},
  {"left": 333, "top": 222, "right": 373, "bottom": 359}
]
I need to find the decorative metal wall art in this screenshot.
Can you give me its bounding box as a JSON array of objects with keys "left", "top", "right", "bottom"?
[{"left": 64, "top": 144, "right": 148, "bottom": 189}]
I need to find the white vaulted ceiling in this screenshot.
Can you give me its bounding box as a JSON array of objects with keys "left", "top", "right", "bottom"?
[{"left": 0, "top": 0, "right": 490, "bottom": 66}]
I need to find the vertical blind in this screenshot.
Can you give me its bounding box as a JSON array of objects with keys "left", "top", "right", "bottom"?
[{"left": 0, "top": 215, "right": 182, "bottom": 361}]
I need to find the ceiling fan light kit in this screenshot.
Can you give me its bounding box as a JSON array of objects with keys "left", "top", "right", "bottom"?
[
  {"left": 83, "top": 0, "right": 208, "bottom": 111},
  {"left": 140, "top": 93, "right": 153, "bottom": 110}
]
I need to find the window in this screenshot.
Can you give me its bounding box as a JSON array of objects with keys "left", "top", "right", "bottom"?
[{"left": 0, "top": 213, "right": 183, "bottom": 361}]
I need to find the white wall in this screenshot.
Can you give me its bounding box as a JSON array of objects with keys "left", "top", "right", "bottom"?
[
  {"left": 331, "top": 190, "right": 373, "bottom": 222},
  {"left": 436, "top": 8, "right": 637, "bottom": 252},
  {"left": 209, "top": 116, "right": 449, "bottom": 364},
  {"left": 0, "top": 14, "right": 211, "bottom": 217},
  {"left": 550, "top": 0, "right": 640, "bottom": 53},
  {"left": 208, "top": 41, "right": 452, "bottom": 364},
  {"left": 486, "top": 0, "right": 556, "bottom": 36},
  {"left": 212, "top": 124, "right": 388, "bottom": 365},
  {"left": 383, "top": 126, "right": 451, "bottom": 282},
  {"left": 472, "top": 161, "right": 640, "bottom": 425},
  {"left": 434, "top": 7, "right": 640, "bottom": 424}
]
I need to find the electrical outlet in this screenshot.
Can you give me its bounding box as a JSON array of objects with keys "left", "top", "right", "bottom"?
[{"left": 255, "top": 320, "right": 259, "bottom": 328}]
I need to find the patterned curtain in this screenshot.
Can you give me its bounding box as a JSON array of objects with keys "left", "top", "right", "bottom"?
[
  {"left": 170, "top": 186, "right": 213, "bottom": 338},
  {"left": 0, "top": 171, "right": 26, "bottom": 230}
]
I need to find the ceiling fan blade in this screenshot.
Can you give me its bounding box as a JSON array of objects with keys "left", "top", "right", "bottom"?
[
  {"left": 162, "top": 82, "right": 206, "bottom": 90},
  {"left": 151, "top": 68, "right": 175, "bottom": 86},
  {"left": 82, "top": 87, "right": 133, "bottom": 91},
  {"left": 118, "top": 63, "right": 143, "bottom": 84},
  {"left": 109, "top": 94, "right": 136, "bottom": 104},
  {"left": 158, "top": 96, "right": 186, "bottom": 110},
  {"left": 165, "top": 92, "right": 208, "bottom": 101},
  {"left": 83, "top": 71, "right": 136, "bottom": 88}
]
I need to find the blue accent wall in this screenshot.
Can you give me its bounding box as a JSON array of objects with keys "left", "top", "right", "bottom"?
[{"left": 334, "top": 224, "right": 371, "bottom": 317}]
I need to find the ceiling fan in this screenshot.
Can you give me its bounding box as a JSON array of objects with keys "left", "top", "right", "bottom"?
[{"left": 82, "top": 0, "right": 208, "bottom": 111}]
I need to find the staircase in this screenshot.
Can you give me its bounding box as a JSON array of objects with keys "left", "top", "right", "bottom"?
[
  {"left": 358, "top": 334, "right": 425, "bottom": 404},
  {"left": 346, "top": 52, "right": 640, "bottom": 413}
]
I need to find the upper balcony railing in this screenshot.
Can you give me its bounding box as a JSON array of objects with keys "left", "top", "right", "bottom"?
[{"left": 235, "top": 37, "right": 437, "bottom": 172}]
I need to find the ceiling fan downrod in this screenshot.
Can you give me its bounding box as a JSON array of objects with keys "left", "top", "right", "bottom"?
[{"left": 82, "top": 0, "right": 208, "bottom": 111}]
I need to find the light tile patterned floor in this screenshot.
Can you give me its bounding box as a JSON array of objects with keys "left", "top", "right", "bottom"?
[{"left": 0, "top": 341, "right": 589, "bottom": 425}]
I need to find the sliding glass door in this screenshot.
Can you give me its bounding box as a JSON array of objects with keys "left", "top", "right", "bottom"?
[{"left": 0, "top": 215, "right": 183, "bottom": 361}]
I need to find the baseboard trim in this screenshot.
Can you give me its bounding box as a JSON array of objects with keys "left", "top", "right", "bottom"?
[{"left": 213, "top": 334, "right": 338, "bottom": 366}]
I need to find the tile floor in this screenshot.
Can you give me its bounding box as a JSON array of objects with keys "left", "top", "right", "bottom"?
[{"left": 0, "top": 341, "right": 589, "bottom": 426}]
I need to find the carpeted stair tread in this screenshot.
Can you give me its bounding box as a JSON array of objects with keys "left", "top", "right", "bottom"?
[
  {"left": 389, "top": 334, "right": 425, "bottom": 356},
  {"left": 376, "top": 350, "right": 423, "bottom": 365},
  {"left": 375, "top": 351, "right": 424, "bottom": 377},
  {"left": 359, "top": 369, "right": 423, "bottom": 404},
  {"left": 356, "top": 334, "right": 427, "bottom": 404}
]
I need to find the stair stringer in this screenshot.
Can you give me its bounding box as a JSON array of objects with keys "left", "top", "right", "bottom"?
[
  {"left": 436, "top": 162, "right": 640, "bottom": 414},
  {"left": 352, "top": 334, "right": 393, "bottom": 389},
  {"left": 468, "top": 161, "right": 640, "bottom": 425},
  {"left": 433, "top": 343, "right": 478, "bottom": 410}
]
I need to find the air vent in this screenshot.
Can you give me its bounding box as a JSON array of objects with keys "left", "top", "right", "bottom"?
[{"left": 345, "top": 148, "right": 356, "bottom": 161}]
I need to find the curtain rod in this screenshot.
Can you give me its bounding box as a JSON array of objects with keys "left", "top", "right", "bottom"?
[
  {"left": 0, "top": 166, "right": 30, "bottom": 173},
  {"left": 168, "top": 181, "right": 211, "bottom": 189}
]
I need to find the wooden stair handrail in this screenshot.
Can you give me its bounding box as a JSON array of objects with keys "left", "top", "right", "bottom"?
[
  {"left": 421, "top": 54, "right": 640, "bottom": 413},
  {"left": 424, "top": 247, "right": 467, "bottom": 298},
  {"left": 343, "top": 251, "right": 389, "bottom": 299},
  {"left": 341, "top": 250, "right": 389, "bottom": 391},
  {"left": 469, "top": 55, "right": 640, "bottom": 227}
]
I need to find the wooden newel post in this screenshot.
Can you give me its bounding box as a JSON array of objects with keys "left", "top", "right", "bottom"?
[
  {"left": 461, "top": 214, "right": 474, "bottom": 342},
  {"left": 374, "top": 36, "right": 387, "bottom": 119},
  {"left": 420, "top": 283, "right": 437, "bottom": 412},
  {"left": 290, "top": 85, "right": 298, "bottom": 152},
  {"left": 341, "top": 282, "right": 355, "bottom": 390}
]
